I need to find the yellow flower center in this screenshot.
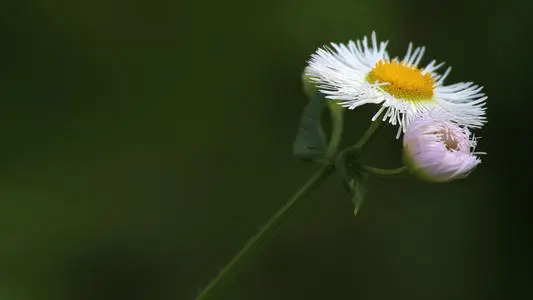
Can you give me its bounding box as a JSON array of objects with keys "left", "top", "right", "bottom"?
[{"left": 366, "top": 59, "right": 435, "bottom": 101}]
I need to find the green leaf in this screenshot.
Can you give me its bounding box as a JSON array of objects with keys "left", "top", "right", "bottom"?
[
  {"left": 293, "top": 92, "right": 327, "bottom": 161},
  {"left": 333, "top": 148, "right": 360, "bottom": 184},
  {"left": 334, "top": 152, "right": 369, "bottom": 217},
  {"left": 349, "top": 170, "right": 368, "bottom": 217}
]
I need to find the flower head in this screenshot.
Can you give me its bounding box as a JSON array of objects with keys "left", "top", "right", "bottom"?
[
  {"left": 402, "top": 110, "right": 483, "bottom": 182},
  {"left": 305, "top": 32, "right": 487, "bottom": 137}
]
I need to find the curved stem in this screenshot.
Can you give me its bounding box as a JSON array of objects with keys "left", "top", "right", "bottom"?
[
  {"left": 326, "top": 102, "right": 343, "bottom": 159},
  {"left": 196, "top": 165, "right": 332, "bottom": 300},
  {"left": 361, "top": 165, "right": 407, "bottom": 177}
]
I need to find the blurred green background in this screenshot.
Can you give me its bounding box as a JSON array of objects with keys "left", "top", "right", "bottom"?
[{"left": 0, "top": 0, "right": 530, "bottom": 299}]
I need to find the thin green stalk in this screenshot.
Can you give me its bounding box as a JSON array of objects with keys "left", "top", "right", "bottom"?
[
  {"left": 196, "top": 165, "right": 332, "bottom": 300},
  {"left": 326, "top": 102, "right": 344, "bottom": 159},
  {"left": 337, "top": 117, "right": 384, "bottom": 160},
  {"left": 361, "top": 165, "right": 407, "bottom": 177},
  {"left": 355, "top": 117, "right": 383, "bottom": 149}
]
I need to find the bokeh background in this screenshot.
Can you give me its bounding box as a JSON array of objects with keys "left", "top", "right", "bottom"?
[{"left": 1, "top": 0, "right": 531, "bottom": 299}]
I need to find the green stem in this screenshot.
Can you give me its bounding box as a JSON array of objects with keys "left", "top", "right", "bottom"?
[
  {"left": 354, "top": 117, "right": 383, "bottom": 149},
  {"left": 361, "top": 165, "right": 407, "bottom": 177},
  {"left": 337, "top": 117, "right": 384, "bottom": 160},
  {"left": 326, "top": 102, "right": 344, "bottom": 159},
  {"left": 196, "top": 165, "right": 332, "bottom": 300}
]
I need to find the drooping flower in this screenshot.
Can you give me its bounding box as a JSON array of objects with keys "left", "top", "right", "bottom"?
[
  {"left": 402, "top": 110, "right": 483, "bottom": 182},
  {"left": 304, "top": 32, "right": 487, "bottom": 137}
]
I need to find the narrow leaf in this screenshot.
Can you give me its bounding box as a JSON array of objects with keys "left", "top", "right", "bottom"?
[
  {"left": 334, "top": 152, "right": 369, "bottom": 217},
  {"left": 350, "top": 170, "right": 368, "bottom": 217}
]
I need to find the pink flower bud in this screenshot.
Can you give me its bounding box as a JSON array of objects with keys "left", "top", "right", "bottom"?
[{"left": 403, "top": 110, "right": 483, "bottom": 182}]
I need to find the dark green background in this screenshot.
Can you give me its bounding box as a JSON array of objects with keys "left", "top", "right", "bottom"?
[{"left": 1, "top": 0, "right": 530, "bottom": 299}]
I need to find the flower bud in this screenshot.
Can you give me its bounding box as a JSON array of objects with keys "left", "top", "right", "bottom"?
[
  {"left": 402, "top": 110, "right": 483, "bottom": 182},
  {"left": 301, "top": 70, "right": 318, "bottom": 97}
]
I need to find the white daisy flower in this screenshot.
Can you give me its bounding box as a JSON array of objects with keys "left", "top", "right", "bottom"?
[
  {"left": 402, "top": 109, "right": 483, "bottom": 182},
  {"left": 305, "top": 32, "right": 487, "bottom": 137}
]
